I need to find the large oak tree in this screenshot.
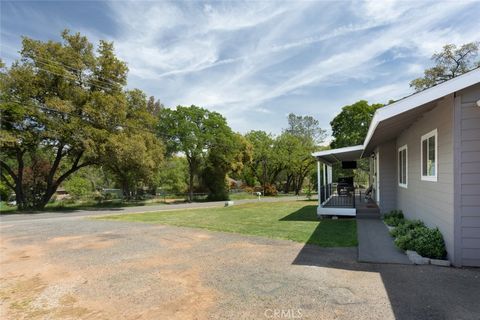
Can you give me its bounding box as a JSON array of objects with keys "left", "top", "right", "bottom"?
[{"left": 0, "top": 30, "right": 163, "bottom": 209}]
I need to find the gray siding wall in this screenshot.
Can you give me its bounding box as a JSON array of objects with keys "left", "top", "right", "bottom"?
[
  {"left": 377, "top": 140, "right": 397, "bottom": 213},
  {"left": 455, "top": 83, "right": 480, "bottom": 267},
  {"left": 396, "top": 95, "right": 455, "bottom": 261}
]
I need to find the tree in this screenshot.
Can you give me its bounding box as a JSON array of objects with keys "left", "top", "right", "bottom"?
[
  {"left": 147, "top": 96, "right": 163, "bottom": 117},
  {"left": 330, "top": 100, "right": 383, "bottom": 149},
  {"left": 157, "top": 105, "right": 246, "bottom": 201},
  {"left": 280, "top": 114, "right": 326, "bottom": 194},
  {"left": 285, "top": 113, "right": 326, "bottom": 144},
  {"left": 203, "top": 133, "right": 252, "bottom": 200},
  {"left": 0, "top": 30, "right": 161, "bottom": 209},
  {"left": 104, "top": 131, "right": 163, "bottom": 198},
  {"left": 244, "top": 130, "right": 283, "bottom": 194},
  {"left": 157, "top": 157, "right": 188, "bottom": 194},
  {"left": 103, "top": 89, "right": 164, "bottom": 198},
  {"left": 410, "top": 42, "right": 480, "bottom": 91}
]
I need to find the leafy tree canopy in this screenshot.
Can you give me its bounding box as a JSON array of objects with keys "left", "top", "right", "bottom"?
[
  {"left": 0, "top": 30, "right": 163, "bottom": 209},
  {"left": 285, "top": 113, "right": 326, "bottom": 145},
  {"left": 158, "top": 105, "right": 249, "bottom": 201},
  {"left": 330, "top": 100, "right": 383, "bottom": 149},
  {"left": 410, "top": 42, "right": 479, "bottom": 92}
]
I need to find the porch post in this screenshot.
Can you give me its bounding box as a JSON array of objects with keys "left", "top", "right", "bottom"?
[
  {"left": 323, "top": 163, "right": 327, "bottom": 201},
  {"left": 317, "top": 160, "right": 321, "bottom": 206}
]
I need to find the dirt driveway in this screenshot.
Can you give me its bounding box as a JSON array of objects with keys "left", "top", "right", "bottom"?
[{"left": 1, "top": 216, "right": 479, "bottom": 320}]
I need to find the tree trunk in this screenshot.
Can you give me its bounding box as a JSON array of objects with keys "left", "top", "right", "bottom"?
[
  {"left": 15, "top": 150, "right": 26, "bottom": 210},
  {"left": 284, "top": 173, "right": 293, "bottom": 193},
  {"left": 188, "top": 159, "right": 194, "bottom": 202}
]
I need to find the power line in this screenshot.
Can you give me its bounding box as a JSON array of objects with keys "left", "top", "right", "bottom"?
[
  {"left": 34, "top": 56, "right": 123, "bottom": 88},
  {"left": 31, "top": 63, "right": 114, "bottom": 92},
  {"left": 3, "top": 98, "right": 246, "bottom": 150}
]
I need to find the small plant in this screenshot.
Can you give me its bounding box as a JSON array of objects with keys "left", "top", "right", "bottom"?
[
  {"left": 305, "top": 187, "right": 312, "bottom": 200},
  {"left": 383, "top": 210, "right": 404, "bottom": 226},
  {"left": 390, "top": 219, "right": 425, "bottom": 238},
  {"left": 414, "top": 227, "right": 447, "bottom": 259}
]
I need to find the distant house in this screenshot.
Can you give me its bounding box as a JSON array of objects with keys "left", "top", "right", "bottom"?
[{"left": 313, "top": 68, "right": 480, "bottom": 267}]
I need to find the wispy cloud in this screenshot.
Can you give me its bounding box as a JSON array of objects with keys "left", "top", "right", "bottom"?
[{"left": 1, "top": 0, "right": 479, "bottom": 135}]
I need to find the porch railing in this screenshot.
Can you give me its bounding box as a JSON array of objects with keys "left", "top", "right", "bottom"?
[
  {"left": 320, "top": 183, "right": 370, "bottom": 208},
  {"left": 319, "top": 183, "right": 333, "bottom": 204}
]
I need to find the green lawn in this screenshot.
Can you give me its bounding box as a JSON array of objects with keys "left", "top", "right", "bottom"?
[{"left": 99, "top": 201, "right": 357, "bottom": 247}]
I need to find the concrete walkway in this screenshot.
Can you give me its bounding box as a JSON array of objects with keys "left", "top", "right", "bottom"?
[{"left": 357, "top": 219, "right": 412, "bottom": 264}]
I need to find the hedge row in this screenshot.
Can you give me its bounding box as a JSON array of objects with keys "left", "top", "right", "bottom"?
[{"left": 383, "top": 210, "right": 447, "bottom": 260}]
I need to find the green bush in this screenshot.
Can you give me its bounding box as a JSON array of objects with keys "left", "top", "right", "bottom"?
[
  {"left": 414, "top": 228, "right": 447, "bottom": 259},
  {"left": 390, "top": 219, "right": 425, "bottom": 238},
  {"left": 64, "top": 176, "right": 93, "bottom": 199},
  {"left": 383, "top": 210, "right": 404, "bottom": 226},
  {"left": 394, "top": 226, "right": 427, "bottom": 251},
  {"left": 393, "top": 223, "right": 447, "bottom": 259}
]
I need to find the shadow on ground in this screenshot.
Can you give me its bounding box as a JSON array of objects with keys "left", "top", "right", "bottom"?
[
  {"left": 280, "top": 207, "right": 480, "bottom": 320},
  {"left": 279, "top": 205, "right": 319, "bottom": 221},
  {"left": 280, "top": 205, "right": 357, "bottom": 247}
]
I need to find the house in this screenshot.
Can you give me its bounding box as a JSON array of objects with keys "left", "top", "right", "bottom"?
[{"left": 313, "top": 68, "right": 480, "bottom": 267}]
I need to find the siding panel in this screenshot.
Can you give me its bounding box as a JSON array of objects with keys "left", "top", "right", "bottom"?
[
  {"left": 457, "top": 83, "right": 480, "bottom": 266},
  {"left": 396, "top": 95, "right": 455, "bottom": 260},
  {"left": 462, "top": 227, "right": 480, "bottom": 238}
]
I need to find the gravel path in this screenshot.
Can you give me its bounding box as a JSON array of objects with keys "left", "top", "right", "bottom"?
[{"left": 1, "top": 207, "right": 479, "bottom": 319}]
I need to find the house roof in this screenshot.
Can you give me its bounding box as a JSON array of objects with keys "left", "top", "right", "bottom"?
[
  {"left": 312, "top": 68, "right": 480, "bottom": 162},
  {"left": 312, "top": 145, "right": 364, "bottom": 164},
  {"left": 362, "top": 67, "right": 480, "bottom": 155}
]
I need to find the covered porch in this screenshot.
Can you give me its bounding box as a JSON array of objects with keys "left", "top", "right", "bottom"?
[{"left": 313, "top": 145, "right": 379, "bottom": 217}]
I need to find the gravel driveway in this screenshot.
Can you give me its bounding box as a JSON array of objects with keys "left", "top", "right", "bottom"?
[{"left": 1, "top": 213, "right": 479, "bottom": 319}]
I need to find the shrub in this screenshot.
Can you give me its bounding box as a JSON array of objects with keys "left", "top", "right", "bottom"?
[
  {"left": 263, "top": 184, "right": 278, "bottom": 196},
  {"left": 242, "top": 186, "right": 254, "bottom": 194},
  {"left": 394, "top": 224, "right": 447, "bottom": 260},
  {"left": 64, "top": 176, "right": 93, "bottom": 199},
  {"left": 394, "top": 226, "right": 427, "bottom": 251},
  {"left": 414, "top": 227, "right": 447, "bottom": 259},
  {"left": 390, "top": 219, "right": 425, "bottom": 238},
  {"left": 383, "top": 210, "right": 404, "bottom": 226}
]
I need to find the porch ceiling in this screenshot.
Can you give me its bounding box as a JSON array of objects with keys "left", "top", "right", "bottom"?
[{"left": 312, "top": 145, "right": 363, "bottom": 164}]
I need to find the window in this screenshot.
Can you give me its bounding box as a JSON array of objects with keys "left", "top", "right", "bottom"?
[
  {"left": 398, "top": 145, "right": 408, "bottom": 188},
  {"left": 421, "top": 129, "right": 438, "bottom": 182}
]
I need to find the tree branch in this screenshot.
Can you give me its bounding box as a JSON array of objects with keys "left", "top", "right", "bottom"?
[
  {"left": 0, "top": 160, "right": 17, "bottom": 181},
  {"left": 46, "top": 143, "right": 65, "bottom": 188},
  {"left": 1, "top": 174, "right": 15, "bottom": 190},
  {"left": 53, "top": 151, "right": 92, "bottom": 188}
]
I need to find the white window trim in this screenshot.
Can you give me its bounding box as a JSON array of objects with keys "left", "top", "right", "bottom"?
[
  {"left": 398, "top": 144, "right": 408, "bottom": 188},
  {"left": 420, "top": 129, "right": 438, "bottom": 182}
]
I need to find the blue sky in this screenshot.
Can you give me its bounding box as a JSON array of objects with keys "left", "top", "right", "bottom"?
[{"left": 1, "top": 1, "right": 479, "bottom": 140}]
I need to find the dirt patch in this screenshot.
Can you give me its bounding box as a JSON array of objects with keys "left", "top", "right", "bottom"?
[
  {"left": 0, "top": 232, "right": 218, "bottom": 320},
  {"left": 48, "top": 233, "right": 116, "bottom": 250}
]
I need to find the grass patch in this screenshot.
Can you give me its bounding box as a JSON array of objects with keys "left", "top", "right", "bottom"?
[{"left": 98, "top": 201, "right": 357, "bottom": 247}]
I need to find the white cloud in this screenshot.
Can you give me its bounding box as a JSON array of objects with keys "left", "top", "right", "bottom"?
[{"left": 3, "top": 0, "right": 478, "bottom": 134}]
